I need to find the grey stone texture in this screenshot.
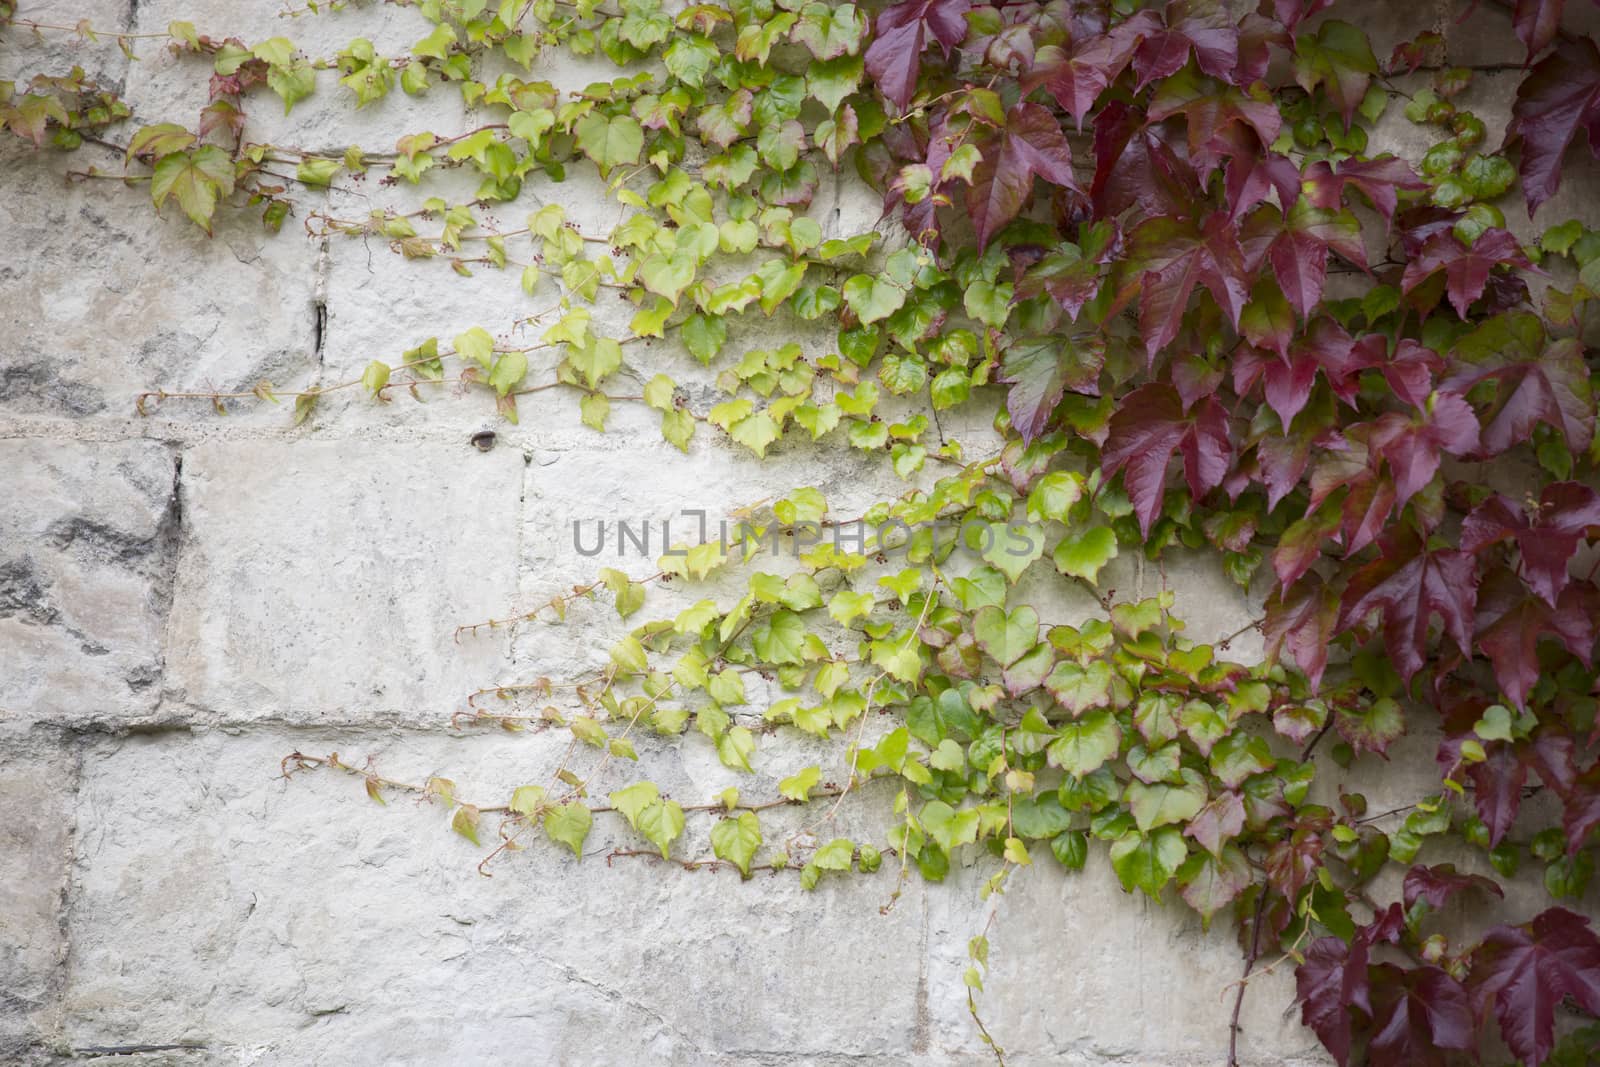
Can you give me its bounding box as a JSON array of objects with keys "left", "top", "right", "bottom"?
[
  {"left": 0, "top": 439, "right": 178, "bottom": 723},
  {"left": 160, "top": 440, "right": 522, "bottom": 724},
  {"left": 3, "top": 0, "right": 1600, "bottom": 1063},
  {"left": 0, "top": 141, "right": 319, "bottom": 423}
]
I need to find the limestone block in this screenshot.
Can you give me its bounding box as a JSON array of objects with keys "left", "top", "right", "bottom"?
[
  {"left": 119, "top": 0, "right": 469, "bottom": 154},
  {"left": 309, "top": 168, "right": 658, "bottom": 438},
  {"left": 0, "top": 141, "right": 319, "bottom": 422},
  {"left": 160, "top": 440, "right": 522, "bottom": 724},
  {"left": 0, "top": 727, "right": 76, "bottom": 1060},
  {"left": 0, "top": 438, "right": 177, "bottom": 723},
  {"left": 62, "top": 728, "right": 926, "bottom": 1063},
  {"left": 0, "top": 1, "right": 132, "bottom": 86},
  {"left": 1446, "top": 0, "right": 1600, "bottom": 68},
  {"left": 923, "top": 858, "right": 1330, "bottom": 1065},
  {"left": 512, "top": 441, "right": 920, "bottom": 683}
]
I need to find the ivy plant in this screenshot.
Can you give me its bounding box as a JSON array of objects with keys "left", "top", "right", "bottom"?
[{"left": 7, "top": 0, "right": 1600, "bottom": 1062}]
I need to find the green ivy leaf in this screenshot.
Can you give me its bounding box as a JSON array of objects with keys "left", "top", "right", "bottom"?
[
  {"left": 711, "top": 811, "right": 763, "bottom": 876},
  {"left": 778, "top": 765, "right": 820, "bottom": 801},
  {"left": 451, "top": 804, "right": 481, "bottom": 846},
  {"left": 636, "top": 799, "right": 686, "bottom": 859},
  {"left": 752, "top": 610, "right": 807, "bottom": 664},
  {"left": 1050, "top": 830, "right": 1089, "bottom": 870},
  {"left": 1053, "top": 526, "right": 1119, "bottom": 584},
  {"left": 574, "top": 112, "right": 644, "bottom": 174},
  {"left": 907, "top": 689, "right": 979, "bottom": 746},
  {"left": 1045, "top": 660, "right": 1113, "bottom": 715},
  {"left": 842, "top": 274, "right": 907, "bottom": 324},
  {"left": 489, "top": 351, "right": 527, "bottom": 396},
  {"left": 610, "top": 781, "right": 660, "bottom": 828},
  {"left": 814, "top": 837, "right": 855, "bottom": 870},
  {"left": 151, "top": 146, "right": 236, "bottom": 234},
  {"left": 972, "top": 605, "right": 1039, "bottom": 667},
  {"left": 544, "top": 802, "right": 593, "bottom": 857},
  {"left": 1125, "top": 768, "right": 1208, "bottom": 832},
  {"left": 920, "top": 801, "right": 980, "bottom": 854},
  {"left": 1045, "top": 709, "right": 1121, "bottom": 776},
  {"left": 979, "top": 522, "right": 1045, "bottom": 583},
  {"left": 1109, "top": 826, "right": 1187, "bottom": 899},
  {"left": 717, "top": 725, "right": 756, "bottom": 772}
]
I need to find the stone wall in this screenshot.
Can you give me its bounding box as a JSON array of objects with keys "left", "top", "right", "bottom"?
[{"left": 2, "top": 1, "right": 1599, "bottom": 1064}]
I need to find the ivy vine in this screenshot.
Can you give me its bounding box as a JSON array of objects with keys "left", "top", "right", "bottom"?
[{"left": 8, "top": 0, "right": 1600, "bottom": 1062}]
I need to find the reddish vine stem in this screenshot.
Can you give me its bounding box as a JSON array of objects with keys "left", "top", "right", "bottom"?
[{"left": 1228, "top": 888, "right": 1269, "bottom": 1067}]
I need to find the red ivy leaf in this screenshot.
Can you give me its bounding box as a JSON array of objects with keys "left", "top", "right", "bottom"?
[
  {"left": 1306, "top": 427, "right": 1398, "bottom": 556},
  {"left": 1020, "top": 220, "right": 1119, "bottom": 320},
  {"left": 1471, "top": 908, "right": 1600, "bottom": 1066},
  {"left": 1264, "top": 574, "right": 1340, "bottom": 687},
  {"left": 1265, "top": 825, "right": 1324, "bottom": 898},
  {"left": 1250, "top": 398, "right": 1335, "bottom": 510},
  {"left": 1274, "top": 0, "right": 1334, "bottom": 31},
  {"left": 966, "top": 102, "right": 1082, "bottom": 250},
  {"left": 864, "top": 0, "right": 971, "bottom": 110},
  {"left": 1131, "top": 0, "right": 1240, "bottom": 89},
  {"left": 997, "top": 333, "right": 1105, "bottom": 443},
  {"left": 1147, "top": 67, "right": 1281, "bottom": 179},
  {"left": 1233, "top": 10, "right": 1288, "bottom": 83},
  {"left": 1236, "top": 317, "right": 1370, "bottom": 428},
  {"left": 1564, "top": 773, "right": 1600, "bottom": 854},
  {"left": 1402, "top": 863, "right": 1506, "bottom": 910},
  {"left": 1504, "top": 36, "right": 1600, "bottom": 214},
  {"left": 1380, "top": 339, "right": 1444, "bottom": 408},
  {"left": 1268, "top": 200, "right": 1367, "bottom": 318},
  {"left": 1366, "top": 963, "right": 1477, "bottom": 1067},
  {"left": 1462, "top": 483, "right": 1600, "bottom": 606},
  {"left": 1102, "top": 383, "right": 1232, "bottom": 537},
  {"left": 1514, "top": 0, "right": 1566, "bottom": 64},
  {"left": 1090, "top": 101, "right": 1200, "bottom": 218},
  {"left": 1033, "top": 16, "right": 1151, "bottom": 127},
  {"left": 1338, "top": 532, "right": 1480, "bottom": 683},
  {"left": 1297, "top": 935, "right": 1370, "bottom": 1066},
  {"left": 1469, "top": 742, "right": 1529, "bottom": 847},
  {"left": 1441, "top": 312, "right": 1594, "bottom": 457},
  {"left": 1303, "top": 156, "right": 1426, "bottom": 230},
  {"left": 1225, "top": 151, "right": 1302, "bottom": 221},
  {"left": 1370, "top": 392, "right": 1481, "bottom": 507},
  {"left": 1185, "top": 790, "right": 1245, "bottom": 854},
  {"left": 1401, "top": 228, "right": 1535, "bottom": 319},
  {"left": 1128, "top": 212, "right": 1251, "bottom": 359},
  {"left": 1474, "top": 568, "right": 1597, "bottom": 709},
  {"left": 1386, "top": 31, "right": 1444, "bottom": 75}
]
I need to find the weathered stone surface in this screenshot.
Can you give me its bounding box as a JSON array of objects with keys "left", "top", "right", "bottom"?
[
  {"left": 0, "top": 438, "right": 177, "bottom": 723},
  {"left": 61, "top": 728, "right": 927, "bottom": 1064},
  {"left": 0, "top": 141, "right": 319, "bottom": 422},
  {"left": 309, "top": 164, "right": 726, "bottom": 440},
  {"left": 119, "top": 0, "right": 470, "bottom": 154},
  {"left": 1445, "top": 0, "right": 1600, "bottom": 68},
  {"left": 1367, "top": 70, "right": 1600, "bottom": 244},
  {"left": 6, "top": 2, "right": 1600, "bottom": 1062},
  {"left": 513, "top": 440, "right": 923, "bottom": 683},
  {"left": 924, "top": 859, "right": 1328, "bottom": 1065},
  {"left": 0, "top": 1, "right": 132, "bottom": 86},
  {"left": 160, "top": 440, "right": 522, "bottom": 724},
  {"left": 1300, "top": 0, "right": 1443, "bottom": 67},
  {"left": 0, "top": 725, "right": 78, "bottom": 1061}
]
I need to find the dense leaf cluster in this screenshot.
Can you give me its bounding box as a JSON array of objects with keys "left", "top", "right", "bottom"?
[{"left": 7, "top": 0, "right": 1600, "bottom": 1061}]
